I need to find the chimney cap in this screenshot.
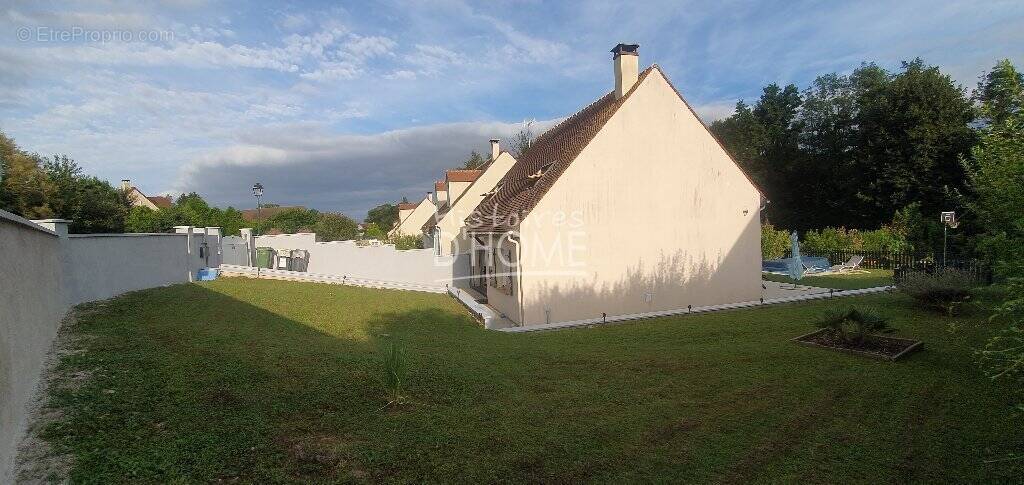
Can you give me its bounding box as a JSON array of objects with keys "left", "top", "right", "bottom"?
[
  {"left": 489, "top": 138, "right": 500, "bottom": 143},
  {"left": 611, "top": 43, "right": 639, "bottom": 57}
]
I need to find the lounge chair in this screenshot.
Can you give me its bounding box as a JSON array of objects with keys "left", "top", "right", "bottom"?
[{"left": 831, "top": 255, "right": 865, "bottom": 273}]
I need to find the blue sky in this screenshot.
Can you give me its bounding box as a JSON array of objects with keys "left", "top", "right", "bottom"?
[{"left": 2, "top": 0, "right": 1022, "bottom": 218}]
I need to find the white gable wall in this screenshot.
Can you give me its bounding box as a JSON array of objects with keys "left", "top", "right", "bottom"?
[
  {"left": 436, "top": 152, "right": 517, "bottom": 257},
  {"left": 510, "top": 69, "right": 762, "bottom": 326},
  {"left": 391, "top": 197, "right": 436, "bottom": 237}
]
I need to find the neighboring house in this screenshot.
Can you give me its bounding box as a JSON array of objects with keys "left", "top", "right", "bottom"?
[
  {"left": 396, "top": 202, "right": 418, "bottom": 227},
  {"left": 121, "top": 180, "right": 172, "bottom": 210},
  {"left": 443, "top": 169, "right": 482, "bottom": 205},
  {"left": 465, "top": 44, "right": 764, "bottom": 327},
  {"left": 422, "top": 139, "right": 516, "bottom": 258},
  {"left": 432, "top": 182, "right": 448, "bottom": 209},
  {"left": 390, "top": 196, "right": 436, "bottom": 238},
  {"left": 240, "top": 206, "right": 308, "bottom": 222}
]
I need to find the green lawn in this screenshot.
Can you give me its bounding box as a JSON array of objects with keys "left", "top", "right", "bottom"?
[
  {"left": 763, "top": 268, "right": 894, "bottom": 290},
  {"left": 39, "top": 278, "right": 1022, "bottom": 482}
]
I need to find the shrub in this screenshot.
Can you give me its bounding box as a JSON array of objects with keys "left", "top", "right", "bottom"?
[
  {"left": 815, "top": 306, "right": 890, "bottom": 345},
  {"left": 762, "top": 223, "right": 790, "bottom": 259},
  {"left": 897, "top": 268, "right": 975, "bottom": 315},
  {"left": 979, "top": 263, "right": 1024, "bottom": 412},
  {"left": 381, "top": 339, "right": 409, "bottom": 406},
  {"left": 390, "top": 234, "right": 423, "bottom": 250}
]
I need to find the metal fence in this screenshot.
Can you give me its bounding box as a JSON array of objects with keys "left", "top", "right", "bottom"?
[{"left": 790, "top": 249, "right": 993, "bottom": 284}]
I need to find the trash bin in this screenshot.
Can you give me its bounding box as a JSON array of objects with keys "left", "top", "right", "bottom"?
[
  {"left": 255, "top": 247, "right": 276, "bottom": 269},
  {"left": 290, "top": 249, "right": 309, "bottom": 272}
]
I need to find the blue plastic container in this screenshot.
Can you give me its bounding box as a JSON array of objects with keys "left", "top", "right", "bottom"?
[{"left": 197, "top": 268, "right": 218, "bottom": 281}]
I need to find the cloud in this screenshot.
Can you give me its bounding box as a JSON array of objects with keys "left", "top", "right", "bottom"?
[{"left": 174, "top": 119, "right": 559, "bottom": 217}]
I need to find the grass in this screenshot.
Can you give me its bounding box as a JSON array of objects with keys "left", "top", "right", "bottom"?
[
  {"left": 39, "top": 278, "right": 1022, "bottom": 483},
  {"left": 763, "top": 268, "right": 894, "bottom": 290}
]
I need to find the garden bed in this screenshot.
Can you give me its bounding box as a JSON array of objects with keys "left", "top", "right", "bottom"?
[{"left": 792, "top": 328, "right": 923, "bottom": 361}]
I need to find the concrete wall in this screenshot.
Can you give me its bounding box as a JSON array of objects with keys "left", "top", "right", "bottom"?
[
  {"left": 497, "top": 69, "right": 762, "bottom": 326},
  {"left": 0, "top": 211, "right": 64, "bottom": 483},
  {"left": 62, "top": 234, "right": 192, "bottom": 306},
  {"left": 254, "top": 233, "right": 453, "bottom": 286},
  {"left": 0, "top": 213, "right": 217, "bottom": 481}
]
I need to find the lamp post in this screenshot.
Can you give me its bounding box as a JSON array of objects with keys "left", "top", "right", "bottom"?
[
  {"left": 252, "top": 183, "right": 264, "bottom": 275},
  {"left": 940, "top": 211, "right": 957, "bottom": 268}
]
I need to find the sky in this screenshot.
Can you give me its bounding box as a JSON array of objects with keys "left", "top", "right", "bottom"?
[{"left": 2, "top": 0, "right": 1023, "bottom": 218}]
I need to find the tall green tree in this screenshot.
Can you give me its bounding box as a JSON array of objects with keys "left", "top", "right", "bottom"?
[
  {"left": 315, "top": 212, "right": 359, "bottom": 241},
  {"left": 855, "top": 59, "right": 975, "bottom": 228},
  {"left": 365, "top": 203, "right": 399, "bottom": 232},
  {"left": 0, "top": 132, "right": 54, "bottom": 218},
  {"left": 975, "top": 59, "right": 1024, "bottom": 125},
  {"left": 463, "top": 150, "right": 487, "bottom": 169},
  {"left": 964, "top": 108, "right": 1024, "bottom": 269},
  {"left": 42, "top": 155, "right": 130, "bottom": 233}
]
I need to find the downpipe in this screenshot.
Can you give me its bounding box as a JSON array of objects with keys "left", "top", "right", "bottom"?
[{"left": 507, "top": 233, "right": 526, "bottom": 327}]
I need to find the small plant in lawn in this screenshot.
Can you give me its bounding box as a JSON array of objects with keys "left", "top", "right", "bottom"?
[
  {"left": 897, "top": 267, "right": 975, "bottom": 316},
  {"left": 381, "top": 338, "right": 409, "bottom": 408},
  {"left": 815, "top": 306, "right": 890, "bottom": 346}
]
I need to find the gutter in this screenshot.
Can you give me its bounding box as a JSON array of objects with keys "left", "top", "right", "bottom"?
[{"left": 507, "top": 233, "right": 526, "bottom": 327}]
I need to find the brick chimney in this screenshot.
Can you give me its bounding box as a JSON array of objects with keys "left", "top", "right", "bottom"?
[
  {"left": 489, "top": 139, "right": 500, "bottom": 160},
  {"left": 612, "top": 43, "right": 639, "bottom": 99}
]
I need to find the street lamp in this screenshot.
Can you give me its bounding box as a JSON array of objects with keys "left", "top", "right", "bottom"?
[
  {"left": 252, "top": 183, "right": 264, "bottom": 275},
  {"left": 252, "top": 183, "right": 264, "bottom": 231}
]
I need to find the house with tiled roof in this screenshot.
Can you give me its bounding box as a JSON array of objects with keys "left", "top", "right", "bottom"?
[
  {"left": 120, "top": 180, "right": 173, "bottom": 210},
  {"left": 432, "top": 181, "right": 448, "bottom": 209},
  {"left": 422, "top": 140, "right": 516, "bottom": 257},
  {"left": 464, "top": 44, "right": 764, "bottom": 327},
  {"left": 390, "top": 196, "right": 436, "bottom": 238}
]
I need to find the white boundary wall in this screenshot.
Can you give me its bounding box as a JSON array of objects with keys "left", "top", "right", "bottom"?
[
  {"left": 253, "top": 233, "right": 453, "bottom": 286},
  {"left": 0, "top": 211, "right": 216, "bottom": 482}
]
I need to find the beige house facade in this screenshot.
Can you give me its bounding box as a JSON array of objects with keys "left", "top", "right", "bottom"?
[
  {"left": 390, "top": 196, "right": 436, "bottom": 238},
  {"left": 466, "top": 44, "right": 763, "bottom": 327},
  {"left": 423, "top": 149, "right": 517, "bottom": 257}
]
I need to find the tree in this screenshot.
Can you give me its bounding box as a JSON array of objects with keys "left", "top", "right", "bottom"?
[
  {"left": 365, "top": 203, "right": 399, "bottom": 232},
  {"left": 125, "top": 206, "right": 165, "bottom": 233},
  {"left": 315, "top": 212, "right": 359, "bottom": 241},
  {"left": 964, "top": 109, "right": 1024, "bottom": 269},
  {"left": 505, "top": 121, "right": 535, "bottom": 158},
  {"left": 855, "top": 59, "right": 976, "bottom": 228},
  {"left": 463, "top": 150, "right": 487, "bottom": 169},
  {"left": 975, "top": 59, "right": 1024, "bottom": 125},
  {"left": 710, "top": 101, "right": 767, "bottom": 182},
  {"left": 363, "top": 222, "right": 386, "bottom": 240},
  {"left": 260, "top": 207, "right": 319, "bottom": 234},
  {"left": 0, "top": 132, "right": 54, "bottom": 218},
  {"left": 42, "top": 155, "right": 130, "bottom": 233}
]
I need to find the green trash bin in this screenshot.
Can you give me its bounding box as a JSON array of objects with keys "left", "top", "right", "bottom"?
[{"left": 255, "top": 247, "right": 276, "bottom": 269}]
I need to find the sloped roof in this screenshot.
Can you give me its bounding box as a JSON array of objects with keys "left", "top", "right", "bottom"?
[
  {"left": 397, "top": 202, "right": 419, "bottom": 211},
  {"left": 466, "top": 66, "right": 655, "bottom": 233},
  {"left": 466, "top": 65, "right": 763, "bottom": 233},
  {"left": 445, "top": 169, "right": 482, "bottom": 183},
  {"left": 146, "top": 195, "right": 173, "bottom": 209},
  {"left": 434, "top": 181, "right": 446, "bottom": 192}
]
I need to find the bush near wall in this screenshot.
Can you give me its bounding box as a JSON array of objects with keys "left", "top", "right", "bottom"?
[
  {"left": 762, "top": 223, "right": 790, "bottom": 260},
  {"left": 802, "top": 226, "right": 911, "bottom": 253},
  {"left": 390, "top": 234, "right": 423, "bottom": 250}
]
